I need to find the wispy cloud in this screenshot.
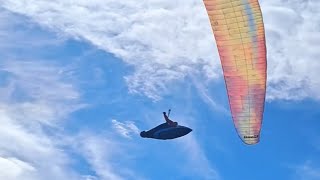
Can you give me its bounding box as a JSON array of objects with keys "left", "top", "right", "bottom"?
[
  {"left": 1, "top": 0, "right": 319, "bottom": 101},
  {"left": 0, "top": 0, "right": 220, "bottom": 101},
  {"left": 70, "top": 132, "right": 145, "bottom": 180},
  {"left": 112, "top": 119, "right": 140, "bottom": 138},
  {"left": 1, "top": 1, "right": 320, "bottom": 180},
  {"left": 292, "top": 160, "right": 320, "bottom": 180},
  {"left": 0, "top": 157, "right": 36, "bottom": 180},
  {"left": 73, "top": 134, "right": 123, "bottom": 180},
  {"left": 0, "top": 10, "right": 65, "bottom": 52},
  {"left": 0, "top": 34, "right": 140, "bottom": 180},
  {"left": 0, "top": 9, "right": 145, "bottom": 180},
  {"left": 191, "top": 75, "right": 228, "bottom": 114},
  {"left": 0, "top": 59, "right": 84, "bottom": 179},
  {"left": 177, "top": 135, "right": 220, "bottom": 180},
  {"left": 261, "top": 0, "right": 320, "bottom": 101},
  {"left": 0, "top": 11, "right": 85, "bottom": 179}
]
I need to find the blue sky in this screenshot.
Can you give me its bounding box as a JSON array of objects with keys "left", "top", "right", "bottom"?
[{"left": 0, "top": 0, "right": 320, "bottom": 180}]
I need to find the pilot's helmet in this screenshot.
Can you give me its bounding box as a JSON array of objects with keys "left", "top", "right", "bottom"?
[{"left": 140, "top": 131, "right": 147, "bottom": 138}]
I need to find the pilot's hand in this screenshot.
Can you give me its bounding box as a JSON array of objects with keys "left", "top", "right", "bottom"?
[{"left": 163, "top": 112, "right": 166, "bottom": 115}]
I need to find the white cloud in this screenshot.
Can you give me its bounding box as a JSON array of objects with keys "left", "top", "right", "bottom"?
[
  {"left": 293, "top": 160, "right": 320, "bottom": 180},
  {"left": 261, "top": 0, "right": 320, "bottom": 100},
  {"left": 0, "top": 157, "right": 36, "bottom": 180},
  {"left": 1, "top": 60, "right": 85, "bottom": 125},
  {"left": 2, "top": 0, "right": 319, "bottom": 101},
  {"left": 0, "top": 0, "right": 221, "bottom": 100},
  {"left": 0, "top": 44, "right": 141, "bottom": 180},
  {"left": 0, "top": 56, "right": 90, "bottom": 179},
  {"left": 190, "top": 75, "right": 229, "bottom": 114},
  {"left": 177, "top": 135, "right": 220, "bottom": 180},
  {"left": 74, "top": 134, "right": 124, "bottom": 180},
  {"left": 0, "top": 10, "right": 65, "bottom": 51},
  {"left": 112, "top": 119, "right": 140, "bottom": 138},
  {"left": 1, "top": 1, "right": 320, "bottom": 179},
  {"left": 0, "top": 12, "right": 86, "bottom": 178},
  {"left": 0, "top": 9, "right": 145, "bottom": 180},
  {"left": 71, "top": 132, "right": 145, "bottom": 180}
]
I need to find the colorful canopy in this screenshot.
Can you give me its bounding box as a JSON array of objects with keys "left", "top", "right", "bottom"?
[{"left": 203, "top": 0, "right": 267, "bottom": 144}]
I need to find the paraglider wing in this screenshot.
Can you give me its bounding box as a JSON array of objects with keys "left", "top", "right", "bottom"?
[
  {"left": 203, "top": 0, "right": 267, "bottom": 144},
  {"left": 140, "top": 123, "right": 192, "bottom": 140}
]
